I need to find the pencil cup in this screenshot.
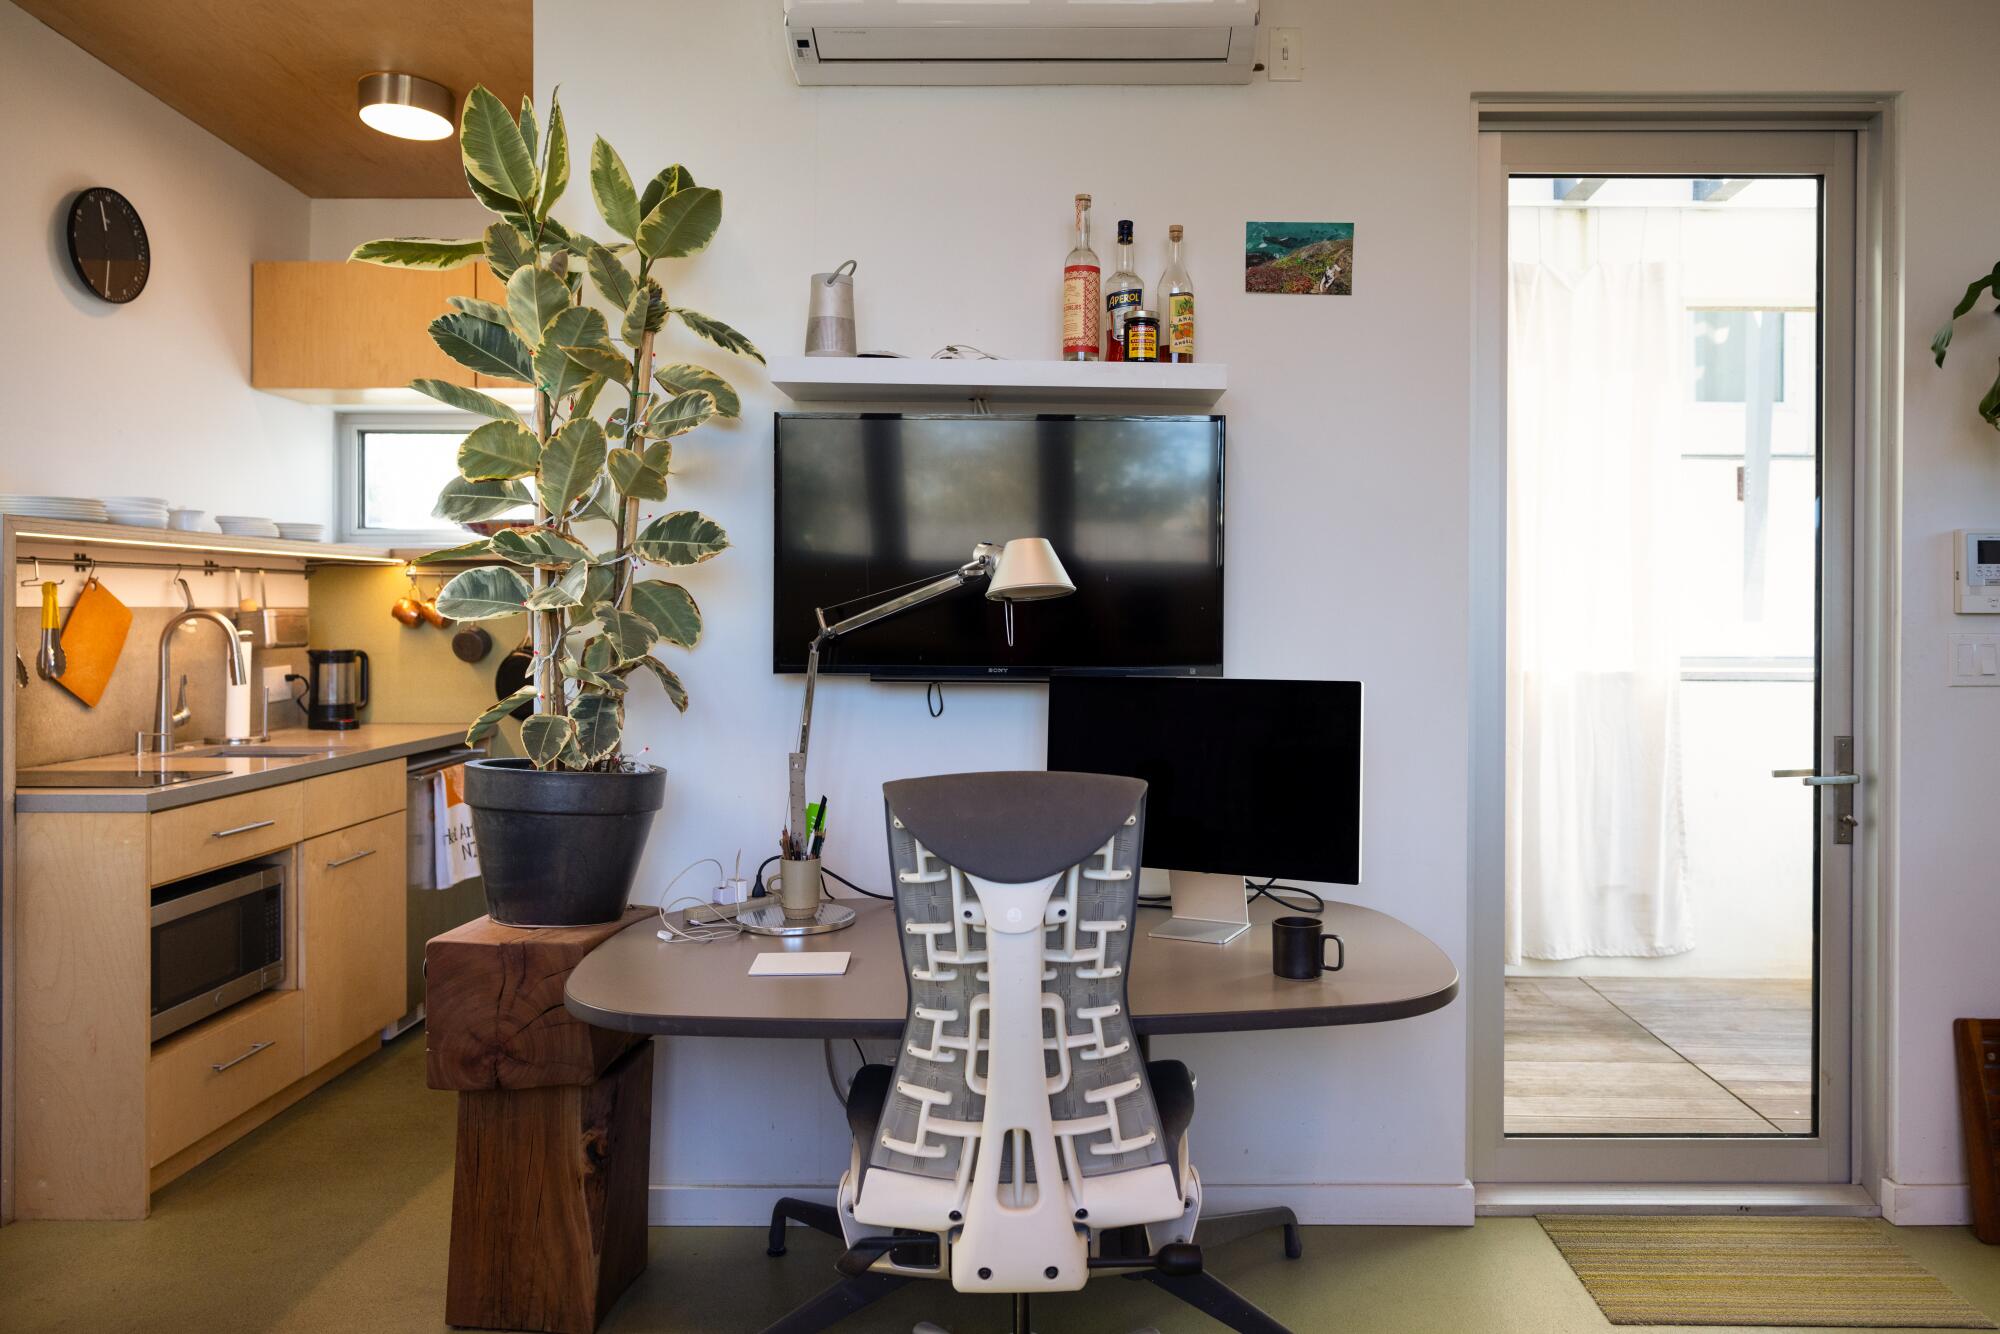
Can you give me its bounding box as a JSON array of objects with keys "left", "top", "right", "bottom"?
[{"left": 779, "top": 857, "right": 822, "bottom": 920}]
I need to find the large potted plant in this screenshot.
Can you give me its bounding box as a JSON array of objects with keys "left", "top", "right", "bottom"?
[
  {"left": 1933, "top": 260, "right": 2000, "bottom": 432},
  {"left": 353, "top": 86, "right": 761, "bottom": 925}
]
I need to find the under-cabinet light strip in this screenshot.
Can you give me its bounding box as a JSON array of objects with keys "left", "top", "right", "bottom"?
[{"left": 9, "top": 529, "right": 401, "bottom": 564}]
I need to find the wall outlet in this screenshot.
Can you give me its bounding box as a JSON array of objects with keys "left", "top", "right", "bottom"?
[
  {"left": 1949, "top": 633, "right": 2000, "bottom": 685},
  {"left": 263, "top": 664, "right": 294, "bottom": 702},
  {"left": 1269, "top": 27, "right": 1303, "bottom": 81}
]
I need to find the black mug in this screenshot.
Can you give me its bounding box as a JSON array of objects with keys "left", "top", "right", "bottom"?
[{"left": 1272, "top": 916, "right": 1345, "bottom": 980}]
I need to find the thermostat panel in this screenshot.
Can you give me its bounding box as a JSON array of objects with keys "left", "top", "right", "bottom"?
[{"left": 1955, "top": 530, "right": 2000, "bottom": 613}]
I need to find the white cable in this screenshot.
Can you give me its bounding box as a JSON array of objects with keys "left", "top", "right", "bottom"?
[{"left": 654, "top": 858, "right": 743, "bottom": 944}]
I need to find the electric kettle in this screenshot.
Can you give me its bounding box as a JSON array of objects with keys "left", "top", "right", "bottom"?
[{"left": 305, "top": 648, "right": 369, "bottom": 730}]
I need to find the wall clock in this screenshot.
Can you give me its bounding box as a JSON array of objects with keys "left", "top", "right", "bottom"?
[{"left": 66, "top": 187, "right": 150, "bottom": 304}]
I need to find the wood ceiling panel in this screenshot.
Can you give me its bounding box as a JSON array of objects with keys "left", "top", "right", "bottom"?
[{"left": 11, "top": 0, "right": 530, "bottom": 197}]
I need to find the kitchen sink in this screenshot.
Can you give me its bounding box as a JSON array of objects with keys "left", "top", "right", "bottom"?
[{"left": 175, "top": 745, "right": 339, "bottom": 758}]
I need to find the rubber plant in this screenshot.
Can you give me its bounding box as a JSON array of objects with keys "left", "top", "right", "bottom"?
[
  {"left": 350, "top": 86, "right": 762, "bottom": 771},
  {"left": 1931, "top": 260, "right": 2000, "bottom": 432}
]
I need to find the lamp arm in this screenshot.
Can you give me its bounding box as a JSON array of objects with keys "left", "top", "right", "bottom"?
[{"left": 788, "top": 548, "right": 1001, "bottom": 845}]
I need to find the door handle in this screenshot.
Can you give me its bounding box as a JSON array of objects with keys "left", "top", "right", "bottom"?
[
  {"left": 325, "top": 848, "right": 377, "bottom": 869},
  {"left": 209, "top": 818, "right": 277, "bottom": 839},
  {"left": 1772, "top": 736, "right": 1858, "bottom": 844},
  {"left": 211, "top": 1040, "right": 274, "bottom": 1073}
]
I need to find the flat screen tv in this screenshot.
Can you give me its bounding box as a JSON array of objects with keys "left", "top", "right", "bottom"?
[{"left": 773, "top": 413, "right": 1224, "bottom": 679}]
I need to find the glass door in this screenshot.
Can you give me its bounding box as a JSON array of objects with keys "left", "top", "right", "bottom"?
[{"left": 1473, "top": 129, "right": 1856, "bottom": 1183}]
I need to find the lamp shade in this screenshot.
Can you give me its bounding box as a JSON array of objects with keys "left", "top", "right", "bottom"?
[
  {"left": 987, "top": 538, "right": 1074, "bottom": 602},
  {"left": 357, "top": 72, "right": 455, "bottom": 141}
]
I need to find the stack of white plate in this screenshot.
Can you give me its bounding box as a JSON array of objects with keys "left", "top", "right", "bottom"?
[
  {"left": 103, "top": 496, "right": 171, "bottom": 528},
  {"left": 215, "top": 515, "right": 281, "bottom": 538},
  {"left": 276, "top": 522, "right": 327, "bottom": 543},
  {"left": 0, "top": 495, "right": 109, "bottom": 522}
]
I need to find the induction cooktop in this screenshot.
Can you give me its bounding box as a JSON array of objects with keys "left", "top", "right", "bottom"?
[{"left": 17, "top": 768, "right": 229, "bottom": 788}]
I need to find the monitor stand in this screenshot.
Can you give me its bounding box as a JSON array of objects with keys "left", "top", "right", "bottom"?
[{"left": 1146, "top": 870, "right": 1250, "bottom": 945}]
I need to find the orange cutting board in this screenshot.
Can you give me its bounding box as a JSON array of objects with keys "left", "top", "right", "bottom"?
[{"left": 55, "top": 578, "right": 133, "bottom": 708}]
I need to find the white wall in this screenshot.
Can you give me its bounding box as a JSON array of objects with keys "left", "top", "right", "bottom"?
[
  {"left": 0, "top": 4, "right": 332, "bottom": 526},
  {"left": 530, "top": 0, "right": 2000, "bottom": 1224}
]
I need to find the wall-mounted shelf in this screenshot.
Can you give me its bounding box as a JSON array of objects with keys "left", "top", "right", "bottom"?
[
  {"left": 3, "top": 517, "right": 400, "bottom": 567},
  {"left": 769, "top": 356, "right": 1227, "bottom": 408}
]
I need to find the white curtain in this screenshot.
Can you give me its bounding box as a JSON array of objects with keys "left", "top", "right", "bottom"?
[{"left": 1505, "top": 250, "right": 1690, "bottom": 963}]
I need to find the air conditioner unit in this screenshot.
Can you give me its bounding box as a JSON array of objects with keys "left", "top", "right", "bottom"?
[{"left": 784, "top": 0, "right": 1260, "bottom": 86}]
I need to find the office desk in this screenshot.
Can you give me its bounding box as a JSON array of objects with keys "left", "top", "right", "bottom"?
[{"left": 566, "top": 896, "right": 1457, "bottom": 1037}]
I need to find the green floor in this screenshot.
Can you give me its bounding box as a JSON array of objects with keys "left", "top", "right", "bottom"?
[{"left": 2, "top": 1032, "right": 1995, "bottom": 1333}]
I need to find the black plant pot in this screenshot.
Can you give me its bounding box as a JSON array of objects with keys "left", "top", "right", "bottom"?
[{"left": 464, "top": 757, "right": 666, "bottom": 927}]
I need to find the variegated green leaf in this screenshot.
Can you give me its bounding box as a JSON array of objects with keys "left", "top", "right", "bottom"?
[
  {"left": 630, "top": 580, "right": 701, "bottom": 648},
  {"left": 607, "top": 443, "right": 670, "bottom": 501},
  {"left": 436, "top": 565, "right": 532, "bottom": 622},
  {"left": 483, "top": 220, "right": 534, "bottom": 284},
  {"left": 560, "top": 656, "right": 626, "bottom": 693},
  {"left": 348, "top": 237, "right": 484, "bottom": 269},
  {"left": 523, "top": 562, "right": 588, "bottom": 610},
  {"left": 584, "top": 557, "right": 619, "bottom": 609},
  {"left": 570, "top": 373, "right": 610, "bottom": 419},
  {"left": 430, "top": 311, "right": 534, "bottom": 382},
  {"left": 622, "top": 278, "right": 666, "bottom": 344},
  {"left": 467, "top": 687, "right": 536, "bottom": 744},
  {"left": 570, "top": 692, "right": 623, "bottom": 759},
  {"left": 489, "top": 526, "right": 590, "bottom": 568},
  {"left": 541, "top": 417, "right": 608, "bottom": 515},
  {"left": 670, "top": 307, "right": 763, "bottom": 364},
  {"left": 625, "top": 655, "right": 689, "bottom": 713},
  {"left": 409, "top": 378, "right": 520, "bottom": 422},
  {"left": 635, "top": 186, "right": 721, "bottom": 260},
  {"left": 635, "top": 511, "right": 729, "bottom": 565},
  {"left": 589, "top": 136, "right": 641, "bottom": 240},
  {"left": 644, "top": 390, "right": 713, "bottom": 439},
  {"left": 593, "top": 604, "right": 658, "bottom": 661},
  {"left": 587, "top": 244, "right": 635, "bottom": 313},
  {"left": 519, "top": 712, "right": 575, "bottom": 768},
  {"left": 654, "top": 364, "right": 740, "bottom": 418},
  {"left": 517, "top": 96, "right": 539, "bottom": 164},
  {"left": 461, "top": 84, "right": 539, "bottom": 206},
  {"left": 446, "top": 294, "right": 511, "bottom": 325},
  {"left": 413, "top": 537, "right": 497, "bottom": 564},
  {"left": 456, "top": 419, "right": 540, "bottom": 481},
  {"left": 574, "top": 478, "right": 621, "bottom": 526},
  {"left": 564, "top": 343, "right": 633, "bottom": 385},
  {"left": 506, "top": 264, "right": 571, "bottom": 345},
  {"left": 434, "top": 477, "right": 532, "bottom": 523},
  {"left": 536, "top": 95, "right": 567, "bottom": 218},
  {"left": 639, "top": 165, "right": 695, "bottom": 218},
  {"left": 534, "top": 305, "right": 610, "bottom": 398},
  {"left": 581, "top": 635, "right": 616, "bottom": 675}
]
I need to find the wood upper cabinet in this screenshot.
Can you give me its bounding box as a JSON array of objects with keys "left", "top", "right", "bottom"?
[
  {"left": 252, "top": 261, "right": 525, "bottom": 392},
  {"left": 300, "top": 811, "right": 407, "bottom": 1070}
]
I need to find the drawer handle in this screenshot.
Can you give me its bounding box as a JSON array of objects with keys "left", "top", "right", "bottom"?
[
  {"left": 326, "top": 848, "right": 378, "bottom": 869},
  {"left": 210, "top": 819, "right": 277, "bottom": 840},
  {"left": 211, "top": 1041, "right": 274, "bottom": 1073}
]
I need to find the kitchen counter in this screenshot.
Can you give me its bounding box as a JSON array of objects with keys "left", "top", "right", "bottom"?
[{"left": 14, "top": 722, "right": 470, "bottom": 813}]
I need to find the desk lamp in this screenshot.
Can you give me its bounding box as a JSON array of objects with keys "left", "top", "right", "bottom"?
[{"left": 750, "top": 539, "right": 1074, "bottom": 937}]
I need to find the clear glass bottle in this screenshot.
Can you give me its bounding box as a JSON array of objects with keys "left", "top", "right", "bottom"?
[
  {"left": 1104, "top": 219, "right": 1143, "bottom": 363},
  {"left": 1062, "top": 194, "right": 1101, "bottom": 362},
  {"left": 1159, "top": 223, "right": 1195, "bottom": 364}
]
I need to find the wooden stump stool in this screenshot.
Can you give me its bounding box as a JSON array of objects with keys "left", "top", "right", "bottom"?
[{"left": 426, "top": 908, "right": 654, "bottom": 1333}]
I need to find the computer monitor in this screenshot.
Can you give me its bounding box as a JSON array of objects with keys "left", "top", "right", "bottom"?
[{"left": 1046, "top": 676, "right": 1362, "bottom": 943}]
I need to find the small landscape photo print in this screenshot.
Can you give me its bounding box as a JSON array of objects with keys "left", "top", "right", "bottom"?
[{"left": 1245, "top": 221, "right": 1354, "bottom": 295}]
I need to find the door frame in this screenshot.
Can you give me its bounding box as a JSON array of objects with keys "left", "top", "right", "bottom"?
[{"left": 1467, "top": 100, "right": 1902, "bottom": 1191}]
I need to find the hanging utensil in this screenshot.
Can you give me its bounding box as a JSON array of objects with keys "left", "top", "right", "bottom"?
[{"left": 35, "top": 581, "right": 65, "bottom": 680}]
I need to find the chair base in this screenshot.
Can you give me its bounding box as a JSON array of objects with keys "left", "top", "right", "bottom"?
[{"left": 760, "top": 1200, "right": 1302, "bottom": 1333}]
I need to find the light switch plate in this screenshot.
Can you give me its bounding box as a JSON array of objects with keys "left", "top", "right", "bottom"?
[
  {"left": 1949, "top": 633, "right": 2000, "bottom": 685},
  {"left": 1269, "top": 27, "right": 1303, "bottom": 80}
]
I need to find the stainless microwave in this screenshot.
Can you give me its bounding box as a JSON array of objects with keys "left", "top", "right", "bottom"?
[{"left": 151, "top": 863, "right": 285, "bottom": 1042}]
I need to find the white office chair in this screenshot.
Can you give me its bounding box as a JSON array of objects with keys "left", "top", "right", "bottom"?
[{"left": 764, "top": 771, "right": 1300, "bottom": 1334}]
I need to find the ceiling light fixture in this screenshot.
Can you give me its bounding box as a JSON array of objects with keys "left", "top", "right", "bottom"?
[{"left": 356, "top": 72, "right": 455, "bottom": 141}]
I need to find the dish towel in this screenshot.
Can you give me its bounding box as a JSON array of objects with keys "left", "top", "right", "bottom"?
[{"left": 433, "top": 765, "right": 480, "bottom": 889}]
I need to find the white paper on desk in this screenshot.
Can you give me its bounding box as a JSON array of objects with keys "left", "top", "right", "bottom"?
[{"left": 750, "top": 951, "right": 850, "bottom": 977}]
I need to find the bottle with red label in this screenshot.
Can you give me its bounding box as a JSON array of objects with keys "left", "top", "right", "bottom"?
[{"left": 1062, "top": 193, "right": 1101, "bottom": 362}]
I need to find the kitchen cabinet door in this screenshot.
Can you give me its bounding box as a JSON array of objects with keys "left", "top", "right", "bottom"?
[
  {"left": 252, "top": 262, "right": 477, "bottom": 391},
  {"left": 300, "top": 811, "right": 406, "bottom": 1070}
]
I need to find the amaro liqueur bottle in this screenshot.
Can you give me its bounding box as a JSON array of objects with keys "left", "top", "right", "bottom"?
[
  {"left": 1062, "top": 194, "right": 1101, "bottom": 362},
  {"left": 1104, "top": 219, "right": 1143, "bottom": 363},
  {"left": 1159, "top": 224, "right": 1195, "bottom": 363}
]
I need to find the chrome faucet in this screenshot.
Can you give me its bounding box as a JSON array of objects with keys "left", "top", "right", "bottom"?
[{"left": 142, "top": 609, "right": 248, "bottom": 753}]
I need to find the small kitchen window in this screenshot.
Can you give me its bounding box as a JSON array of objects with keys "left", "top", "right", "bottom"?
[{"left": 337, "top": 413, "right": 514, "bottom": 545}]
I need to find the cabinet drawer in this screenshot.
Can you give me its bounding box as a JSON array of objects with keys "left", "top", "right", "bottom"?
[
  {"left": 301, "top": 761, "right": 404, "bottom": 839},
  {"left": 149, "top": 784, "right": 303, "bottom": 885},
  {"left": 147, "top": 989, "right": 304, "bottom": 1166}
]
